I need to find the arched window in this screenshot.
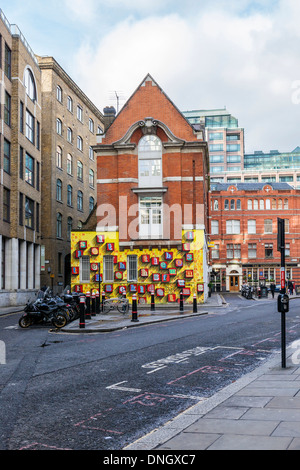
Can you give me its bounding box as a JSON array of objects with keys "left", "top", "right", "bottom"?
[
  {"left": 230, "top": 199, "right": 235, "bottom": 210},
  {"left": 89, "top": 196, "right": 95, "bottom": 212},
  {"left": 67, "top": 154, "right": 73, "bottom": 175},
  {"left": 236, "top": 199, "right": 241, "bottom": 210},
  {"left": 56, "top": 85, "right": 62, "bottom": 103},
  {"left": 56, "top": 179, "right": 62, "bottom": 201},
  {"left": 77, "top": 190, "right": 83, "bottom": 211},
  {"left": 77, "top": 135, "right": 83, "bottom": 151},
  {"left": 67, "top": 184, "right": 72, "bottom": 206},
  {"left": 56, "top": 118, "right": 62, "bottom": 135},
  {"left": 248, "top": 199, "right": 252, "bottom": 210},
  {"left": 278, "top": 199, "right": 282, "bottom": 209},
  {"left": 224, "top": 199, "right": 229, "bottom": 210},
  {"left": 253, "top": 199, "right": 258, "bottom": 210},
  {"left": 284, "top": 198, "right": 288, "bottom": 209},
  {"left": 138, "top": 135, "right": 162, "bottom": 188},
  {"left": 56, "top": 213, "right": 62, "bottom": 238},
  {"left": 77, "top": 160, "right": 83, "bottom": 181},
  {"left": 272, "top": 199, "right": 276, "bottom": 210},
  {"left": 56, "top": 146, "right": 62, "bottom": 168},
  {"left": 89, "top": 169, "right": 94, "bottom": 187},
  {"left": 24, "top": 68, "right": 37, "bottom": 101},
  {"left": 67, "top": 217, "right": 73, "bottom": 241},
  {"left": 260, "top": 199, "right": 264, "bottom": 210}
]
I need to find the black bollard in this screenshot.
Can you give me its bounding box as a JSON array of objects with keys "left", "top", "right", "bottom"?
[
  {"left": 96, "top": 291, "right": 100, "bottom": 314},
  {"left": 85, "top": 291, "right": 91, "bottom": 319},
  {"left": 193, "top": 293, "right": 197, "bottom": 313},
  {"left": 179, "top": 290, "right": 184, "bottom": 312},
  {"left": 91, "top": 292, "right": 96, "bottom": 316},
  {"left": 79, "top": 295, "right": 85, "bottom": 329},
  {"left": 102, "top": 291, "right": 105, "bottom": 312},
  {"left": 131, "top": 294, "right": 139, "bottom": 322},
  {"left": 151, "top": 292, "right": 155, "bottom": 312}
]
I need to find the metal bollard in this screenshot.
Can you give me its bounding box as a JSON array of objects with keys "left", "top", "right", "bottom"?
[
  {"left": 179, "top": 290, "right": 184, "bottom": 312},
  {"left": 79, "top": 295, "right": 86, "bottom": 329},
  {"left": 102, "top": 291, "right": 105, "bottom": 312},
  {"left": 96, "top": 290, "right": 100, "bottom": 314},
  {"left": 131, "top": 294, "right": 139, "bottom": 322},
  {"left": 85, "top": 291, "right": 91, "bottom": 319},
  {"left": 91, "top": 291, "right": 96, "bottom": 316},
  {"left": 151, "top": 292, "right": 155, "bottom": 312},
  {"left": 193, "top": 293, "right": 197, "bottom": 313}
]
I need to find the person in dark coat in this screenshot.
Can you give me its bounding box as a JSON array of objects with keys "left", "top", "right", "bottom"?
[{"left": 270, "top": 283, "right": 276, "bottom": 298}]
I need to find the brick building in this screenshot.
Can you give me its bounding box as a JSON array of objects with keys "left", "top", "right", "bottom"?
[
  {"left": 0, "top": 10, "right": 42, "bottom": 306},
  {"left": 208, "top": 182, "right": 300, "bottom": 292},
  {"left": 71, "top": 74, "right": 210, "bottom": 304},
  {"left": 37, "top": 56, "right": 104, "bottom": 291}
]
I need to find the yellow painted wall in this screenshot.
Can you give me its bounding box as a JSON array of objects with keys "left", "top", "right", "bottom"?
[{"left": 71, "top": 230, "right": 205, "bottom": 304}]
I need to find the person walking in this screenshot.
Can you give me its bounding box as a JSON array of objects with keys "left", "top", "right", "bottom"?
[{"left": 270, "top": 282, "right": 276, "bottom": 299}]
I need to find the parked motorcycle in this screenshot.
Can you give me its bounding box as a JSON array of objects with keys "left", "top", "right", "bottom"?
[
  {"left": 241, "top": 284, "right": 253, "bottom": 299},
  {"left": 19, "top": 288, "right": 68, "bottom": 328},
  {"left": 60, "top": 285, "right": 82, "bottom": 320}
]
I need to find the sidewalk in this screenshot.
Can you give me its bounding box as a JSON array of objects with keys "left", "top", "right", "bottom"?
[{"left": 124, "top": 351, "right": 300, "bottom": 451}]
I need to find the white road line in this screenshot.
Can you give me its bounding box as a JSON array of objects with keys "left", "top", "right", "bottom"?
[{"left": 106, "top": 381, "right": 142, "bottom": 393}]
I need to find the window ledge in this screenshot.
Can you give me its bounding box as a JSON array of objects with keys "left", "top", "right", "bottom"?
[{"left": 131, "top": 187, "right": 168, "bottom": 194}]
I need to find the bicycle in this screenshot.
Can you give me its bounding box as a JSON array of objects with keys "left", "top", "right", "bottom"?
[{"left": 103, "top": 297, "right": 129, "bottom": 314}]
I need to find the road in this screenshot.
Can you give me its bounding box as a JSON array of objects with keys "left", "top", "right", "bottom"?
[{"left": 0, "top": 294, "right": 300, "bottom": 450}]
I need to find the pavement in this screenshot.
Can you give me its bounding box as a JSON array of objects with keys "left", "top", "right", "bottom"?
[{"left": 2, "top": 292, "right": 300, "bottom": 450}]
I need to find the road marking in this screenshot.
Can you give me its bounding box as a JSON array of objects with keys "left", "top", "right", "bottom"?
[
  {"left": 106, "top": 381, "right": 142, "bottom": 393},
  {"left": 106, "top": 381, "right": 202, "bottom": 401}
]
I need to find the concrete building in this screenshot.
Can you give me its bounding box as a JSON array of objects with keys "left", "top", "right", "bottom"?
[
  {"left": 0, "top": 10, "right": 42, "bottom": 306},
  {"left": 183, "top": 108, "right": 245, "bottom": 179},
  {"left": 208, "top": 147, "right": 300, "bottom": 187},
  {"left": 37, "top": 56, "right": 104, "bottom": 291},
  {"left": 71, "top": 75, "right": 210, "bottom": 304},
  {"left": 208, "top": 182, "right": 300, "bottom": 293}
]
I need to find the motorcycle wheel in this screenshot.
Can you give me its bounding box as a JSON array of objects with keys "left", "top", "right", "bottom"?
[
  {"left": 52, "top": 312, "right": 67, "bottom": 328},
  {"left": 19, "top": 316, "right": 32, "bottom": 328}
]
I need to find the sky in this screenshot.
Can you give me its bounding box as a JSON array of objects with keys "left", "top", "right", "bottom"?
[{"left": 1, "top": 0, "right": 300, "bottom": 153}]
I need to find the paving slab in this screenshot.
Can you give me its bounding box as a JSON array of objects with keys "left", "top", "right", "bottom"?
[
  {"left": 183, "top": 417, "right": 279, "bottom": 436},
  {"left": 207, "top": 434, "right": 292, "bottom": 451}
]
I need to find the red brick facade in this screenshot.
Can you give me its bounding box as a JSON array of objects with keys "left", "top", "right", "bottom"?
[
  {"left": 208, "top": 183, "right": 300, "bottom": 292},
  {"left": 73, "top": 74, "right": 211, "bottom": 304},
  {"left": 95, "top": 75, "right": 209, "bottom": 243}
]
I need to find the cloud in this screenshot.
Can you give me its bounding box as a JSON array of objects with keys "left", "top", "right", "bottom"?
[
  {"left": 70, "top": 0, "right": 300, "bottom": 153},
  {"left": 63, "top": 0, "right": 98, "bottom": 22}
]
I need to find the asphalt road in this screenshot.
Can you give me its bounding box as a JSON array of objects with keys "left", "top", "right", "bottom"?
[{"left": 1, "top": 294, "right": 300, "bottom": 450}]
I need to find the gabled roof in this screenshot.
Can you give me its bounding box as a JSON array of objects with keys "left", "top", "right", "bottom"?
[{"left": 102, "top": 73, "right": 203, "bottom": 144}]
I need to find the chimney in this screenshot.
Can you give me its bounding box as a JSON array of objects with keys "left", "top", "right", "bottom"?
[{"left": 103, "top": 106, "right": 116, "bottom": 131}]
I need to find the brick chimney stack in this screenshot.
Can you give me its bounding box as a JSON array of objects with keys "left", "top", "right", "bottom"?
[{"left": 103, "top": 106, "right": 116, "bottom": 131}]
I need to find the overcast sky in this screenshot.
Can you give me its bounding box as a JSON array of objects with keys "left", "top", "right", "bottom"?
[{"left": 2, "top": 0, "right": 300, "bottom": 153}]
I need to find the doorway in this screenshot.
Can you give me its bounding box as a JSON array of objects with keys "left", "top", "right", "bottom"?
[{"left": 230, "top": 275, "right": 239, "bottom": 292}]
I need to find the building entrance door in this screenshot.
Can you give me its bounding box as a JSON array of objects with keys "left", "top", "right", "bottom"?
[{"left": 230, "top": 275, "right": 239, "bottom": 292}]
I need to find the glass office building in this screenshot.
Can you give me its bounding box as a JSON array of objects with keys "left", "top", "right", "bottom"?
[{"left": 183, "top": 108, "right": 244, "bottom": 180}]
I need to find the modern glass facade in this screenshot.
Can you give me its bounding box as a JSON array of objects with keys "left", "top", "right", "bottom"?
[
  {"left": 244, "top": 148, "right": 300, "bottom": 170},
  {"left": 182, "top": 108, "right": 244, "bottom": 178}
]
